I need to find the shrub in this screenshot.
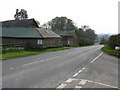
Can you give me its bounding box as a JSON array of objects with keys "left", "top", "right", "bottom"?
[
  {"left": 102, "top": 45, "right": 120, "bottom": 58},
  {"left": 108, "top": 34, "right": 120, "bottom": 50}
]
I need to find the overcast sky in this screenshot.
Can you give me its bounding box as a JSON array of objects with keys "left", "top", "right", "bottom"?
[{"left": 0, "top": 0, "right": 119, "bottom": 34}]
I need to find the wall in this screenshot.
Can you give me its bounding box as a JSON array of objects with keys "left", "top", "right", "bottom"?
[{"left": 2, "top": 37, "right": 62, "bottom": 48}]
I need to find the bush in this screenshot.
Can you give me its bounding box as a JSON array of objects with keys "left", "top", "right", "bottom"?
[
  {"left": 102, "top": 45, "right": 120, "bottom": 58},
  {"left": 108, "top": 34, "right": 120, "bottom": 50}
]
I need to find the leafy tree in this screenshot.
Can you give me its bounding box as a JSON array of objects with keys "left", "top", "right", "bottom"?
[
  {"left": 76, "top": 28, "right": 86, "bottom": 38},
  {"left": 45, "top": 16, "right": 77, "bottom": 31},
  {"left": 78, "top": 38, "right": 93, "bottom": 46},
  {"left": 85, "top": 29, "right": 96, "bottom": 41},
  {"left": 76, "top": 27, "right": 96, "bottom": 46}
]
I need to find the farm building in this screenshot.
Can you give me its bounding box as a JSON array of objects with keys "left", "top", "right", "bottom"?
[
  {"left": 2, "top": 18, "right": 39, "bottom": 28},
  {"left": 0, "top": 27, "right": 61, "bottom": 48},
  {"left": 1, "top": 18, "right": 78, "bottom": 48},
  {"left": 1, "top": 18, "right": 62, "bottom": 48},
  {"left": 53, "top": 30, "right": 78, "bottom": 46}
]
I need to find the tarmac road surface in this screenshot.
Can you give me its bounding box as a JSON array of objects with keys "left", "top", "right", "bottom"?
[{"left": 2, "top": 45, "right": 118, "bottom": 89}]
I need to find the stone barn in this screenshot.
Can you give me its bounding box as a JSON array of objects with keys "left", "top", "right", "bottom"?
[
  {"left": 1, "top": 27, "right": 61, "bottom": 49},
  {"left": 53, "top": 30, "right": 78, "bottom": 46},
  {"left": 1, "top": 18, "right": 61, "bottom": 48}
]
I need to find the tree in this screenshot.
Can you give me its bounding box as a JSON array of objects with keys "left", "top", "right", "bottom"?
[
  {"left": 45, "top": 16, "right": 77, "bottom": 31},
  {"left": 78, "top": 38, "right": 93, "bottom": 46},
  {"left": 14, "top": 9, "right": 28, "bottom": 20},
  {"left": 76, "top": 27, "right": 96, "bottom": 46},
  {"left": 85, "top": 29, "right": 96, "bottom": 41}
]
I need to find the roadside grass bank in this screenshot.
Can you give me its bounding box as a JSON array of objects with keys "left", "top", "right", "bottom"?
[
  {"left": 0, "top": 44, "right": 95, "bottom": 60},
  {"left": 0, "top": 47, "right": 71, "bottom": 60},
  {"left": 102, "top": 45, "right": 120, "bottom": 58}
]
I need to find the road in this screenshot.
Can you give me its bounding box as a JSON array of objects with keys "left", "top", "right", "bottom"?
[{"left": 2, "top": 45, "right": 118, "bottom": 89}]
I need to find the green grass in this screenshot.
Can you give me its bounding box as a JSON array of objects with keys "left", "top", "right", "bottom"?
[
  {"left": 1, "top": 47, "right": 71, "bottom": 60},
  {"left": 102, "top": 45, "right": 120, "bottom": 58},
  {"left": 0, "top": 44, "right": 95, "bottom": 60}
]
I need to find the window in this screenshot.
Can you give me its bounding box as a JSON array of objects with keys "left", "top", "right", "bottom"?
[{"left": 37, "top": 39, "right": 43, "bottom": 45}]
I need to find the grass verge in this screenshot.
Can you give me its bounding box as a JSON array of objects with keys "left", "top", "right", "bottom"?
[
  {"left": 102, "top": 45, "right": 120, "bottom": 58},
  {"left": 0, "top": 47, "right": 71, "bottom": 60}
]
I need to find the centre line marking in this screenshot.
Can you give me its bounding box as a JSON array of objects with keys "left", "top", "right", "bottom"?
[
  {"left": 78, "top": 68, "right": 85, "bottom": 73},
  {"left": 91, "top": 52, "right": 103, "bottom": 63},
  {"left": 73, "top": 68, "right": 85, "bottom": 77},
  {"left": 10, "top": 56, "right": 59, "bottom": 70},
  {"left": 22, "top": 56, "right": 59, "bottom": 67},
  {"left": 73, "top": 72, "right": 80, "bottom": 77}
]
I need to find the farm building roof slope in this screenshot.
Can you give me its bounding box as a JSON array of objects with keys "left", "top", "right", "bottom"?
[
  {"left": 1, "top": 27, "right": 42, "bottom": 38},
  {"left": 2, "top": 18, "right": 39, "bottom": 28},
  {"left": 36, "top": 28, "right": 61, "bottom": 38}
]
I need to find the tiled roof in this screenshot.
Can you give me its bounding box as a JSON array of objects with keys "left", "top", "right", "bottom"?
[{"left": 36, "top": 28, "right": 61, "bottom": 38}]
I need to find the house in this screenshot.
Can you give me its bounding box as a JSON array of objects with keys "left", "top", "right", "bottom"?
[
  {"left": 1, "top": 27, "right": 61, "bottom": 48},
  {"left": 53, "top": 30, "right": 78, "bottom": 46}
]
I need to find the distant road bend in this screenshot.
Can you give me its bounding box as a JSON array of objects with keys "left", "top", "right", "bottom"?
[{"left": 2, "top": 45, "right": 118, "bottom": 88}]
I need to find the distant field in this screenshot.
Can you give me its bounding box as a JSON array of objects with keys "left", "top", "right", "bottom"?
[{"left": 102, "top": 45, "right": 120, "bottom": 58}]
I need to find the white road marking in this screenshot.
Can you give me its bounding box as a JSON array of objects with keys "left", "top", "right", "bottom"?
[
  {"left": 57, "top": 83, "right": 67, "bottom": 88},
  {"left": 22, "top": 61, "right": 40, "bottom": 66},
  {"left": 79, "top": 80, "right": 87, "bottom": 85},
  {"left": 73, "top": 68, "right": 85, "bottom": 77},
  {"left": 80, "top": 79, "right": 119, "bottom": 88},
  {"left": 73, "top": 73, "right": 79, "bottom": 77},
  {"left": 90, "top": 52, "right": 103, "bottom": 63},
  {"left": 78, "top": 68, "right": 85, "bottom": 73},
  {"left": 9, "top": 56, "right": 59, "bottom": 70},
  {"left": 65, "top": 78, "right": 78, "bottom": 83},
  {"left": 75, "top": 86, "right": 82, "bottom": 88},
  {"left": 9, "top": 68, "right": 14, "bottom": 70},
  {"left": 88, "top": 80, "right": 118, "bottom": 88}
]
